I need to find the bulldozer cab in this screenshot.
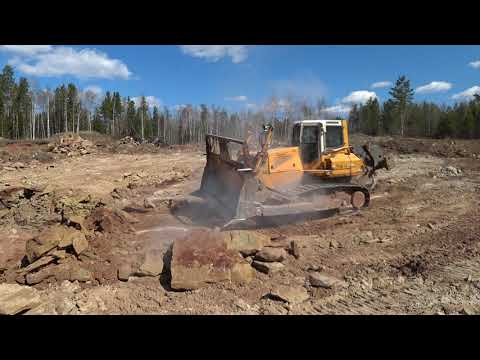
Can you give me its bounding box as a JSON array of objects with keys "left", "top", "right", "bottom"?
[{"left": 292, "top": 120, "right": 347, "bottom": 163}]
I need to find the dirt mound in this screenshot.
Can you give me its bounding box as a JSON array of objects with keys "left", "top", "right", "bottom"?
[
  {"left": 48, "top": 133, "right": 94, "bottom": 157},
  {"left": 0, "top": 142, "right": 54, "bottom": 165},
  {"left": 350, "top": 134, "right": 480, "bottom": 158}
]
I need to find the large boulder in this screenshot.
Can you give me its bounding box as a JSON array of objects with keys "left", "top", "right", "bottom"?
[
  {"left": 254, "top": 248, "right": 287, "bottom": 263},
  {"left": 0, "top": 284, "right": 42, "bottom": 315},
  {"left": 223, "top": 230, "right": 270, "bottom": 256},
  {"left": 170, "top": 229, "right": 254, "bottom": 290},
  {"left": 308, "top": 272, "right": 345, "bottom": 289},
  {"left": 251, "top": 261, "right": 284, "bottom": 274}
]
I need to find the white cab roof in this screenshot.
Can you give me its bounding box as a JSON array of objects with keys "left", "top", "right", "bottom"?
[{"left": 293, "top": 119, "right": 344, "bottom": 125}]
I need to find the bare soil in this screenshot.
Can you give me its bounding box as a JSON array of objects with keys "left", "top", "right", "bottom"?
[{"left": 1, "top": 134, "right": 480, "bottom": 315}]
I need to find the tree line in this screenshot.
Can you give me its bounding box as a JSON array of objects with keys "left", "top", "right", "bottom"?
[
  {"left": 1, "top": 65, "right": 479, "bottom": 143},
  {"left": 349, "top": 76, "right": 480, "bottom": 139}
]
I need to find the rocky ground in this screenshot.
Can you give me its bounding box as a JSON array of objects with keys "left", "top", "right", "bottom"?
[{"left": 0, "top": 132, "right": 479, "bottom": 315}]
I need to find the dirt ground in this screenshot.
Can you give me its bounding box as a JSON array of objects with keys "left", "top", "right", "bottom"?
[{"left": 1, "top": 133, "right": 479, "bottom": 315}]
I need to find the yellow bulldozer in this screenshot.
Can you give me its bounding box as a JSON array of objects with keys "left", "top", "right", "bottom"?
[{"left": 199, "top": 119, "right": 388, "bottom": 228}]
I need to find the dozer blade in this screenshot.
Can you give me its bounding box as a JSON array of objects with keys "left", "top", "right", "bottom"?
[{"left": 199, "top": 134, "right": 253, "bottom": 221}]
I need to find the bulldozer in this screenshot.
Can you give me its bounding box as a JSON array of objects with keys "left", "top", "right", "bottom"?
[{"left": 198, "top": 119, "right": 388, "bottom": 228}]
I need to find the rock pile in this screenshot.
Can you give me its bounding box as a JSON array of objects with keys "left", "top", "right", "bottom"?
[
  {"left": 48, "top": 133, "right": 93, "bottom": 156},
  {"left": 16, "top": 216, "right": 93, "bottom": 285},
  {"left": 118, "top": 136, "right": 140, "bottom": 146},
  {"left": 0, "top": 185, "right": 61, "bottom": 227},
  {"left": 440, "top": 166, "right": 462, "bottom": 177}
]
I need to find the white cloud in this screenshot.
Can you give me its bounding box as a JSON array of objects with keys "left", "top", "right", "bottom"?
[
  {"left": 323, "top": 104, "right": 352, "bottom": 115},
  {"left": 83, "top": 85, "right": 103, "bottom": 96},
  {"left": 324, "top": 89, "right": 377, "bottom": 116},
  {"left": 416, "top": 81, "right": 452, "bottom": 94},
  {"left": 0, "top": 45, "right": 53, "bottom": 56},
  {"left": 341, "top": 90, "right": 377, "bottom": 104},
  {"left": 451, "top": 86, "right": 480, "bottom": 101},
  {"left": 371, "top": 81, "right": 392, "bottom": 89},
  {"left": 132, "top": 96, "right": 162, "bottom": 109},
  {"left": 6, "top": 46, "right": 132, "bottom": 80},
  {"left": 468, "top": 60, "right": 480, "bottom": 69},
  {"left": 225, "top": 95, "right": 247, "bottom": 101},
  {"left": 179, "top": 45, "right": 248, "bottom": 63},
  {"left": 246, "top": 103, "right": 257, "bottom": 109}
]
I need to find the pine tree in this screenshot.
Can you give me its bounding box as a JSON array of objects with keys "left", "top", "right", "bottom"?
[
  {"left": 153, "top": 105, "right": 160, "bottom": 138},
  {"left": 66, "top": 83, "right": 78, "bottom": 134},
  {"left": 140, "top": 96, "right": 147, "bottom": 141},
  {"left": 348, "top": 104, "right": 360, "bottom": 133},
  {"left": 126, "top": 98, "right": 136, "bottom": 137},
  {"left": 0, "top": 65, "right": 16, "bottom": 137},
  {"left": 13, "top": 78, "right": 30, "bottom": 139},
  {"left": 389, "top": 75, "right": 415, "bottom": 136},
  {"left": 360, "top": 97, "right": 381, "bottom": 135},
  {"left": 437, "top": 109, "right": 455, "bottom": 138},
  {"left": 112, "top": 92, "right": 122, "bottom": 137}
]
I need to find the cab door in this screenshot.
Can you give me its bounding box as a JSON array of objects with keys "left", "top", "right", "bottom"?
[{"left": 300, "top": 125, "right": 320, "bottom": 164}]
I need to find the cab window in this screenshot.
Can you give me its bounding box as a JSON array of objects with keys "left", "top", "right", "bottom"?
[
  {"left": 300, "top": 125, "right": 319, "bottom": 163},
  {"left": 325, "top": 126, "right": 343, "bottom": 148},
  {"left": 302, "top": 126, "right": 318, "bottom": 143}
]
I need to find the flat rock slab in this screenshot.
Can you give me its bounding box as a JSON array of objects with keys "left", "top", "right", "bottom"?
[
  {"left": 224, "top": 230, "right": 270, "bottom": 256},
  {"left": 170, "top": 229, "right": 254, "bottom": 290},
  {"left": 252, "top": 261, "right": 284, "bottom": 274},
  {"left": 25, "top": 261, "right": 92, "bottom": 285},
  {"left": 254, "top": 248, "right": 287, "bottom": 263},
  {"left": 268, "top": 286, "right": 310, "bottom": 305},
  {"left": 309, "top": 272, "right": 345, "bottom": 289},
  {"left": 25, "top": 224, "right": 65, "bottom": 262},
  {"left": 72, "top": 232, "right": 89, "bottom": 255},
  {"left": 0, "top": 283, "right": 42, "bottom": 315},
  {"left": 20, "top": 255, "right": 55, "bottom": 274},
  {"left": 138, "top": 249, "right": 164, "bottom": 277}
]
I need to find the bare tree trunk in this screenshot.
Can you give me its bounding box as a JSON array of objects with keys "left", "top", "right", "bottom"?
[
  {"left": 400, "top": 113, "right": 404, "bottom": 137},
  {"left": 47, "top": 96, "right": 50, "bottom": 138},
  {"left": 112, "top": 99, "right": 115, "bottom": 137},
  {"left": 31, "top": 98, "right": 35, "bottom": 140},
  {"left": 76, "top": 110, "right": 80, "bottom": 134},
  {"left": 64, "top": 99, "right": 68, "bottom": 133},
  {"left": 141, "top": 109, "right": 144, "bottom": 141},
  {"left": 163, "top": 114, "right": 166, "bottom": 143},
  {"left": 72, "top": 105, "right": 75, "bottom": 135}
]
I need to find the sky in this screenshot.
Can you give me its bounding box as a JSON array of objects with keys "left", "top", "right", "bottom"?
[{"left": 0, "top": 45, "right": 479, "bottom": 115}]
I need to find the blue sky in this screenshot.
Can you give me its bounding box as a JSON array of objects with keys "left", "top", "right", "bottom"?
[{"left": 0, "top": 45, "right": 479, "bottom": 114}]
